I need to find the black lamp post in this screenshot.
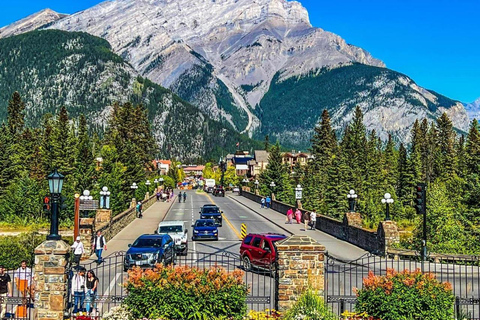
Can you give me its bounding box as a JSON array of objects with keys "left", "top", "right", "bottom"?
[
  {"left": 347, "top": 189, "right": 357, "bottom": 212},
  {"left": 146, "top": 179, "right": 151, "bottom": 197},
  {"left": 130, "top": 182, "right": 138, "bottom": 200},
  {"left": 270, "top": 181, "right": 276, "bottom": 199},
  {"left": 159, "top": 177, "right": 164, "bottom": 188},
  {"left": 381, "top": 193, "right": 394, "bottom": 221},
  {"left": 254, "top": 179, "right": 259, "bottom": 194},
  {"left": 47, "top": 169, "right": 64, "bottom": 240}
]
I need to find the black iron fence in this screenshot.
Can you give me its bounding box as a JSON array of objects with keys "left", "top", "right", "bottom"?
[
  {"left": 325, "top": 253, "right": 480, "bottom": 319},
  {"left": 1, "top": 267, "right": 35, "bottom": 320},
  {"left": 65, "top": 250, "right": 278, "bottom": 318}
]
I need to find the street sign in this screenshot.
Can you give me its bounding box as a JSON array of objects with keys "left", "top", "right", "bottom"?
[
  {"left": 79, "top": 199, "right": 99, "bottom": 210},
  {"left": 241, "top": 223, "right": 247, "bottom": 239}
]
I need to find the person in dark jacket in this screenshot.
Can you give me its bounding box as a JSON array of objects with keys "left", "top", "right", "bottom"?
[{"left": 92, "top": 231, "right": 107, "bottom": 264}]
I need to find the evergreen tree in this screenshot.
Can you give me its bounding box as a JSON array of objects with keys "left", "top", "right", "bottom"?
[
  {"left": 7, "top": 91, "right": 25, "bottom": 137},
  {"left": 259, "top": 142, "right": 290, "bottom": 201},
  {"left": 75, "top": 115, "right": 95, "bottom": 192},
  {"left": 264, "top": 135, "right": 270, "bottom": 152},
  {"left": 435, "top": 113, "right": 456, "bottom": 179},
  {"left": 455, "top": 135, "right": 467, "bottom": 179},
  {"left": 466, "top": 119, "right": 480, "bottom": 175}
]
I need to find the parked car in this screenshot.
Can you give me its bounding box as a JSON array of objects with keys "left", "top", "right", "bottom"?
[
  {"left": 232, "top": 186, "right": 240, "bottom": 193},
  {"left": 239, "top": 233, "right": 287, "bottom": 272},
  {"left": 199, "top": 204, "right": 223, "bottom": 226},
  {"left": 192, "top": 219, "right": 219, "bottom": 241},
  {"left": 124, "top": 234, "right": 175, "bottom": 271},
  {"left": 155, "top": 220, "right": 188, "bottom": 255}
]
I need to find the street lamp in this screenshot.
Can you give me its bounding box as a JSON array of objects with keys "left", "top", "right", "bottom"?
[
  {"left": 295, "top": 184, "right": 303, "bottom": 200},
  {"left": 80, "top": 190, "right": 93, "bottom": 202},
  {"left": 219, "top": 157, "right": 226, "bottom": 187},
  {"left": 159, "top": 177, "right": 164, "bottom": 186},
  {"left": 270, "top": 181, "right": 276, "bottom": 198},
  {"left": 100, "top": 186, "right": 110, "bottom": 209},
  {"left": 347, "top": 189, "right": 358, "bottom": 212},
  {"left": 130, "top": 182, "right": 138, "bottom": 200},
  {"left": 254, "top": 179, "right": 259, "bottom": 193},
  {"left": 381, "top": 193, "right": 394, "bottom": 221},
  {"left": 47, "top": 169, "right": 64, "bottom": 240}
]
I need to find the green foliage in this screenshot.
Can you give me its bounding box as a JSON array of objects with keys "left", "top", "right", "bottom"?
[
  {"left": 124, "top": 265, "right": 248, "bottom": 320},
  {"left": 282, "top": 289, "right": 337, "bottom": 320},
  {"left": 355, "top": 269, "right": 455, "bottom": 320},
  {"left": 0, "top": 232, "right": 44, "bottom": 269}
]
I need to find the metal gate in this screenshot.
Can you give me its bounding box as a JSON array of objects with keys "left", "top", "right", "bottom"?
[
  {"left": 1, "top": 267, "right": 35, "bottom": 320},
  {"left": 65, "top": 250, "right": 278, "bottom": 318},
  {"left": 325, "top": 253, "right": 480, "bottom": 319}
]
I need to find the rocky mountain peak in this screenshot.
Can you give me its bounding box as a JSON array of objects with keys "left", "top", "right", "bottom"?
[
  {"left": 0, "top": 8, "right": 67, "bottom": 39},
  {"left": 464, "top": 97, "right": 480, "bottom": 122}
]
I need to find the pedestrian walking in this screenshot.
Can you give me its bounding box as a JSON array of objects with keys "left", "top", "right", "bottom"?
[
  {"left": 136, "top": 201, "right": 143, "bottom": 218},
  {"left": 0, "top": 265, "right": 12, "bottom": 319},
  {"left": 286, "top": 208, "right": 293, "bottom": 224},
  {"left": 260, "top": 197, "right": 265, "bottom": 209},
  {"left": 178, "top": 193, "right": 182, "bottom": 203},
  {"left": 156, "top": 191, "right": 161, "bottom": 202},
  {"left": 295, "top": 208, "right": 302, "bottom": 224},
  {"left": 71, "top": 236, "right": 85, "bottom": 266},
  {"left": 14, "top": 260, "right": 34, "bottom": 303},
  {"left": 265, "top": 196, "right": 271, "bottom": 209},
  {"left": 310, "top": 210, "right": 317, "bottom": 230},
  {"left": 303, "top": 211, "right": 310, "bottom": 230},
  {"left": 92, "top": 231, "right": 107, "bottom": 264},
  {"left": 71, "top": 267, "right": 86, "bottom": 315},
  {"left": 85, "top": 270, "right": 99, "bottom": 316},
  {"left": 183, "top": 191, "right": 187, "bottom": 203}
]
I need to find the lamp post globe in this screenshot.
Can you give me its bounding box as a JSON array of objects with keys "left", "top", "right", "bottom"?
[
  {"left": 382, "top": 193, "right": 394, "bottom": 221},
  {"left": 347, "top": 189, "right": 357, "bottom": 212},
  {"left": 47, "top": 169, "right": 65, "bottom": 240}
]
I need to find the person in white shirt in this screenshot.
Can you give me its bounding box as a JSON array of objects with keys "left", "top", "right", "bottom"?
[
  {"left": 71, "top": 236, "right": 85, "bottom": 266},
  {"left": 14, "top": 261, "right": 34, "bottom": 301},
  {"left": 71, "top": 268, "right": 86, "bottom": 315},
  {"left": 309, "top": 210, "right": 317, "bottom": 230}
]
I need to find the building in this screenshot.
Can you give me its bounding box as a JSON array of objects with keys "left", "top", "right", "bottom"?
[
  {"left": 282, "top": 151, "right": 310, "bottom": 168},
  {"left": 248, "top": 150, "right": 269, "bottom": 177},
  {"left": 231, "top": 151, "right": 254, "bottom": 176},
  {"left": 183, "top": 165, "right": 205, "bottom": 177},
  {"left": 153, "top": 160, "right": 171, "bottom": 174}
]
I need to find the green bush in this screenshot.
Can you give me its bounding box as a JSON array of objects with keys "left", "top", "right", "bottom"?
[
  {"left": 0, "top": 232, "right": 43, "bottom": 269},
  {"left": 124, "top": 264, "right": 248, "bottom": 320},
  {"left": 355, "top": 269, "right": 454, "bottom": 320},
  {"left": 282, "top": 288, "right": 337, "bottom": 320}
]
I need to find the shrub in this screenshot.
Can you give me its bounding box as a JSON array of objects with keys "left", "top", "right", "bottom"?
[
  {"left": 355, "top": 268, "right": 454, "bottom": 320},
  {"left": 0, "top": 232, "right": 43, "bottom": 269},
  {"left": 102, "top": 305, "right": 134, "bottom": 320},
  {"left": 282, "top": 288, "right": 337, "bottom": 320},
  {"left": 124, "top": 264, "right": 248, "bottom": 320},
  {"left": 245, "top": 309, "right": 281, "bottom": 319}
]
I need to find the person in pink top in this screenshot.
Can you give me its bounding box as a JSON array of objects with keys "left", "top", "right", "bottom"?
[
  {"left": 286, "top": 208, "right": 294, "bottom": 224},
  {"left": 295, "top": 208, "right": 302, "bottom": 224}
]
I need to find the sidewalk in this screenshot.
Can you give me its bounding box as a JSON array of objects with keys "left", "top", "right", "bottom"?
[
  {"left": 228, "top": 193, "right": 368, "bottom": 261},
  {"left": 90, "top": 196, "right": 176, "bottom": 259}
]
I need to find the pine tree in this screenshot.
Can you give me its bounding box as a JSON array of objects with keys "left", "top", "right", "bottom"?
[
  {"left": 383, "top": 134, "right": 398, "bottom": 188},
  {"left": 455, "top": 135, "right": 467, "bottom": 178},
  {"left": 435, "top": 113, "right": 456, "bottom": 179},
  {"left": 466, "top": 119, "right": 480, "bottom": 175},
  {"left": 7, "top": 91, "right": 25, "bottom": 137},
  {"left": 259, "top": 142, "right": 290, "bottom": 201},
  {"left": 75, "top": 115, "right": 95, "bottom": 192}
]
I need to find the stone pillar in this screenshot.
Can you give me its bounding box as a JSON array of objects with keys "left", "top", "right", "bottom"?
[
  {"left": 34, "top": 240, "right": 70, "bottom": 320},
  {"left": 344, "top": 212, "right": 362, "bottom": 228},
  {"left": 79, "top": 218, "right": 95, "bottom": 259},
  {"left": 130, "top": 198, "right": 137, "bottom": 209},
  {"left": 95, "top": 209, "right": 112, "bottom": 225},
  {"left": 144, "top": 192, "right": 150, "bottom": 200},
  {"left": 378, "top": 220, "right": 400, "bottom": 255},
  {"left": 276, "top": 235, "right": 326, "bottom": 311},
  {"left": 296, "top": 199, "right": 303, "bottom": 209}
]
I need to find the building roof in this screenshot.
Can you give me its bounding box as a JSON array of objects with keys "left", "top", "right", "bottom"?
[
  {"left": 254, "top": 150, "right": 269, "bottom": 162},
  {"left": 183, "top": 165, "right": 205, "bottom": 172}
]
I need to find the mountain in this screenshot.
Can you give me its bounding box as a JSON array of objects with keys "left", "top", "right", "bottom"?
[
  {"left": 0, "top": 0, "right": 470, "bottom": 148},
  {"left": 0, "top": 9, "right": 67, "bottom": 38},
  {"left": 464, "top": 98, "right": 480, "bottom": 122},
  {"left": 0, "top": 30, "right": 261, "bottom": 160}
]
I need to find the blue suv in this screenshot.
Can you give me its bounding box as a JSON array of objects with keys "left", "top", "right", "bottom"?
[
  {"left": 199, "top": 204, "right": 223, "bottom": 226},
  {"left": 192, "top": 219, "right": 219, "bottom": 241},
  {"left": 124, "top": 234, "right": 175, "bottom": 271}
]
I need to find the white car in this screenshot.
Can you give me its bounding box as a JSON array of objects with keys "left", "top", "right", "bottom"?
[
  {"left": 156, "top": 220, "right": 188, "bottom": 255},
  {"left": 233, "top": 187, "right": 240, "bottom": 193}
]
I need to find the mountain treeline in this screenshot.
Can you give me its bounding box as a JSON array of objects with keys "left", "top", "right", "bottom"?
[
  {"left": 259, "top": 107, "right": 480, "bottom": 254},
  {"left": 0, "top": 92, "right": 159, "bottom": 226}
]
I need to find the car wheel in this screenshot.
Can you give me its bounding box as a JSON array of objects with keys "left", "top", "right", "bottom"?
[
  {"left": 123, "top": 266, "right": 128, "bottom": 272},
  {"left": 242, "top": 256, "right": 252, "bottom": 271}
]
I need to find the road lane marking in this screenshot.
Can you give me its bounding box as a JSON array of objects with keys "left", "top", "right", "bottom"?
[{"left": 202, "top": 193, "right": 242, "bottom": 240}]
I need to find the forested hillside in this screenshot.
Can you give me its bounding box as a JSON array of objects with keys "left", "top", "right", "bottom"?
[
  {"left": 0, "top": 30, "right": 261, "bottom": 161},
  {"left": 256, "top": 64, "right": 464, "bottom": 149}
]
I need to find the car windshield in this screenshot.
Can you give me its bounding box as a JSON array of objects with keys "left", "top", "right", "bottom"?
[
  {"left": 202, "top": 207, "right": 219, "bottom": 213},
  {"left": 196, "top": 220, "right": 215, "bottom": 227},
  {"left": 159, "top": 226, "right": 183, "bottom": 233},
  {"left": 132, "top": 238, "right": 161, "bottom": 247}
]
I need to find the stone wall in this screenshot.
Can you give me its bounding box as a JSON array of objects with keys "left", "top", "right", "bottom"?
[
  {"left": 241, "top": 191, "right": 396, "bottom": 255},
  {"left": 276, "top": 235, "right": 325, "bottom": 311},
  {"left": 34, "top": 240, "right": 70, "bottom": 320}
]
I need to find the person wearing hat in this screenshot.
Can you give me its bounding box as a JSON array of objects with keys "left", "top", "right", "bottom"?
[{"left": 71, "top": 236, "right": 85, "bottom": 266}]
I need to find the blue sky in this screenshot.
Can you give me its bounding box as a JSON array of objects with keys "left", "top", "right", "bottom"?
[{"left": 1, "top": 0, "right": 479, "bottom": 102}]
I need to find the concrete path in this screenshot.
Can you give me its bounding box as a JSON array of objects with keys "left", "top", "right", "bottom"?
[
  {"left": 228, "top": 193, "right": 369, "bottom": 261},
  {"left": 88, "top": 195, "right": 177, "bottom": 260}
]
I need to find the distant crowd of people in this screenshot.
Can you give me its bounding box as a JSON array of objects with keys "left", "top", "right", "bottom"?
[{"left": 260, "top": 196, "right": 317, "bottom": 230}]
